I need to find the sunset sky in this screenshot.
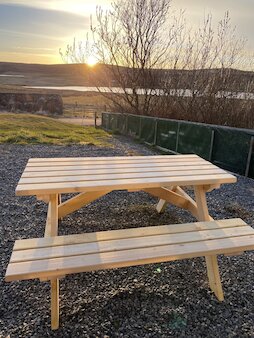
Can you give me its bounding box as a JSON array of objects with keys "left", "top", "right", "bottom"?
[{"left": 0, "top": 0, "right": 253, "bottom": 64}]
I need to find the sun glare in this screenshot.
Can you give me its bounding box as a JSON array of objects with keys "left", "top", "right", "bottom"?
[{"left": 87, "top": 55, "right": 97, "bottom": 67}]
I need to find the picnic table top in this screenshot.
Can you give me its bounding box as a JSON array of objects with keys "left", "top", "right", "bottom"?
[{"left": 16, "top": 154, "right": 236, "bottom": 196}]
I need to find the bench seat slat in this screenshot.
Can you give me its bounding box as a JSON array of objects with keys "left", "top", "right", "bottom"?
[
  {"left": 6, "top": 234, "right": 254, "bottom": 282},
  {"left": 13, "top": 219, "right": 246, "bottom": 251},
  {"left": 11, "top": 226, "right": 253, "bottom": 263}
]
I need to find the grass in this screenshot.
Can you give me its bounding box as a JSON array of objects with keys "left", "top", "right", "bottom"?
[{"left": 0, "top": 113, "right": 112, "bottom": 146}]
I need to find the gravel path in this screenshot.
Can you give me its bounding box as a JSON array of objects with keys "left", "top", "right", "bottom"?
[{"left": 0, "top": 136, "right": 253, "bottom": 338}]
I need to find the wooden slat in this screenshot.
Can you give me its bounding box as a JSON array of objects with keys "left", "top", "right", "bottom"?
[
  {"left": 19, "top": 168, "right": 227, "bottom": 185},
  {"left": 10, "top": 226, "right": 254, "bottom": 263},
  {"left": 16, "top": 174, "right": 236, "bottom": 196},
  {"left": 6, "top": 234, "right": 254, "bottom": 281},
  {"left": 13, "top": 219, "right": 246, "bottom": 251},
  {"left": 28, "top": 154, "right": 198, "bottom": 163},
  {"left": 26, "top": 157, "right": 205, "bottom": 167},
  {"left": 21, "top": 164, "right": 217, "bottom": 178},
  {"left": 23, "top": 159, "right": 207, "bottom": 172}
]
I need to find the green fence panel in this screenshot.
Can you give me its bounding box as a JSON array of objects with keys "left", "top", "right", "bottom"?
[
  {"left": 127, "top": 114, "right": 140, "bottom": 138},
  {"left": 115, "top": 113, "right": 125, "bottom": 134},
  {"left": 101, "top": 112, "right": 109, "bottom": 129},
  {"left": 177, "top": 122, "right": 212, "bottom": 159},
  {"left": 140, "top": 117, "right": 156, "bottom": 144},
  {"left": 156, "top": 119, "right": 178, "bottom": 151},
  {"left": 101, "top": 113, "right": 254, "bottom": 178},
  {"left": 109, "top": 114, "right": 118, "bottom": 131},
  {"left": 212, "top": 128, "right": 251, "bottom": 175},
  {"left": 248, "top": 149, "right": 254, "bottom": 178}
]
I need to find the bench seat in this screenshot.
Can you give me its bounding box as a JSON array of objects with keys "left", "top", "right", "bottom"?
[
  {"left": 6, "top": 218, "right": 254, "bottom": 281},
  {"left": 5, "top": 218, "right": 254, "bottom": 329}
]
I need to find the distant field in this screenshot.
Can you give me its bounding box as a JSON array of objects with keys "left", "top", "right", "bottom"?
[
  {"left": 0, "top": 113, "right": 111, "bottom": 146},
  {"left": 0, "top": 84, "right": 111, "bottom": 117}
]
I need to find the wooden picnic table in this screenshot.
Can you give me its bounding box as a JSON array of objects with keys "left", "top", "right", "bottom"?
[
  {"left": 16, "top": 154, "right": 236, "bottom": 237},
  {"left": 11, "top": 154, "right": 252, "bottom": 330}
]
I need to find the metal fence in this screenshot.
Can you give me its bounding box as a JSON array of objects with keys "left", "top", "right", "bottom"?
[{"left": 102, "top": 112, "right": 254, "bottom": 178}]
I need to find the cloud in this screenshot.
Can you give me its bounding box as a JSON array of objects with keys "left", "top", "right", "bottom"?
[
  {"left": 0, "top": 0, "right": 110, "bottom": 16},
  {"left": 0, "top": 3, "right": 91, "bottom": 62}
]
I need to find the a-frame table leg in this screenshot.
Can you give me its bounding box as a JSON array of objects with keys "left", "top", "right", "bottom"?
[
  {"left": 194, "top": 185, "right": 224, "bottom": 301},
  {"left": 44, "top": 194, "right": 60, "bottom": 329}
]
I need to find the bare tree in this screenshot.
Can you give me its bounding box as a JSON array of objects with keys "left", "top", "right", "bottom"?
[
  {"left": 61, "top": 1, "right": 254, "bottom": 128},
  {"left": 90, "top": 0, "right": 177, "bottom": 115}
]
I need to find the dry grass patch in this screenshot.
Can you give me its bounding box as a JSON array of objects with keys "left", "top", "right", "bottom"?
[{"left": 0, "top": 113, "right": 111, "bottom": 146}]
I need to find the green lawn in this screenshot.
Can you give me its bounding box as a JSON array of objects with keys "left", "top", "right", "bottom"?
[{"left": 0, "top": 113, "right": 111, "bottom": 146}]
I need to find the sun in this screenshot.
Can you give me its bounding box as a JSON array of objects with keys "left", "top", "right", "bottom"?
[{"left": 87, "top": 55, "right": 97, "bottom": 67}]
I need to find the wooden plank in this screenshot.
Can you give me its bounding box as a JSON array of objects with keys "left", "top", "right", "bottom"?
[
  {"left": 21, "top": 164, "right": 218, "bottom": 178},
  {"left": 23, "top": 159, "right": 208, "bottom": 172},
  {"left": 11, "top": 226, "right": 254, "bottom": 263},
  {"left": 13, "top": 218, "right": 246, "bottom": 251},
  {"left": 26, "top": 157, "right": 207, "bottom": 167},
  {"left": 175, "top": 186, "right": 213, "bottom": 221},
  {"left": 44, "top": 200, "right": 52, "bottom": 237},
  {"left": 194, "top": 185, "right": 224, "bottom": 301},
  {"left": 44, "top": 194, "right": 58, "bottom": 237},
  {"left": 19, "top": 168, "right": 228, "bottom": 185},
  {"left": 28, "top": 154, "right": 199, "bottom": 163},
  {"left": 5, "top": 234, "right": 254, "bottom": 281},
  {"left": 194, "top": 185, "right": 211, "bottom": 222},
  {"left": 205, "top": 255, "right": 224, "bottom": 301},
  {"left": 58, "top": 190, "right": 111, "bottom": 219},
  {"left": 156, "top": 199, "right": 167, "bottom": 213},
  {"left": 51, "top": 279, "right": 59, "bottom": 330},
  {"left": 145, "top": 187, "right": 189, "bottom": 208},
  {"left": 16, "top": 174, "right": 236, "bottom": 196}
]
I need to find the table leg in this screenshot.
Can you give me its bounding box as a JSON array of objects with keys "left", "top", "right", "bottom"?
[
  {"left": 156, "top": 199, "right": 167, "bottom": 213},
  {"left": 194, "top": 185, "right": 224, "bottom": 301},
  {"left": 44, "top": 194, "right": 60, "bottom": 329},
  {"left": 45, "top": 194, "right": 59, "bottom": 237}
]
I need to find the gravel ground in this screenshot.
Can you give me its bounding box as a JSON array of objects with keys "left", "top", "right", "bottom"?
[{"left": 0, "top": 136, "right": 253, "bottom": 338}]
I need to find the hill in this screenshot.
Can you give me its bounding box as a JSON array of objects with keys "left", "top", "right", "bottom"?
[{"left": 0, "top": 62, "right": 253, "bottom": 90}]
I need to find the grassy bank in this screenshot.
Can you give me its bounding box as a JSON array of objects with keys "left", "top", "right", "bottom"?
[{"left": 0, "top": 113, "right": 111, "bottom": 146}]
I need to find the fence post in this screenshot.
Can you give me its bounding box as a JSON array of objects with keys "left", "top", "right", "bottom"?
[
  {"left": 139, "top": 117, "right": 142, "bottom": 139},
  {"left": 245, "top": 136, "right": 254, "bottom": 177},
  {"left": 208, "top": 130, "right": 215, "bottom": 162},
  {"left": 94, "top": 112, "right": 97, "bottom": 128},
  {"left": 106, "top": 113, "right": 109, "bottom": 130},
  {"left": 153, "top": 119, "right": 158, "bottom": 145},
  {"left": 125, "top": 114, "right": 129, "bottom": 135},
  {"left": 175, "top": 122, "right": 180, "bottom": 152}
]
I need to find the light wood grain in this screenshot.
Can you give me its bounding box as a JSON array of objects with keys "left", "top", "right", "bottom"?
[
  {"left": 23, "top": 159, "right": 208, "bottom": 172},
  {"left": 194, "top": 185, "right": 224, "bottom": 301},
  {"left": 13, "top": 218, "right": 246, "bottom": 251},
  {"left": 51, "top": 279, "right": 59, "bottom": 330},
  {"left": 5, "top": 233, "right": 254, "bottom": 281},
  {"left": 22, "top": 164, "right": 216, "bottom": 178},
  {"left": 28, "top": 154, "right": 198, "bottom": 163},
  {"left": 16, "top": 173, "right": 236, "bottom": 196},
  {"left": 11, "top": 226, "right": 253, "bottom": 263}
]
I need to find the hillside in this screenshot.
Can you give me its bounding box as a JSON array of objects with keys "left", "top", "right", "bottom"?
[{"left": 0, "top": 62, "right": 253, "bottom": 90}]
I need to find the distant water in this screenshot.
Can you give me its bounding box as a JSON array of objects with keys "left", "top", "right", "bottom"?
[
  {"left": 0, "top": 74, "right": 25, "bottom": 77},
  {"left": 28, "top": 85, "right": 254, "bottom": 100}
]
